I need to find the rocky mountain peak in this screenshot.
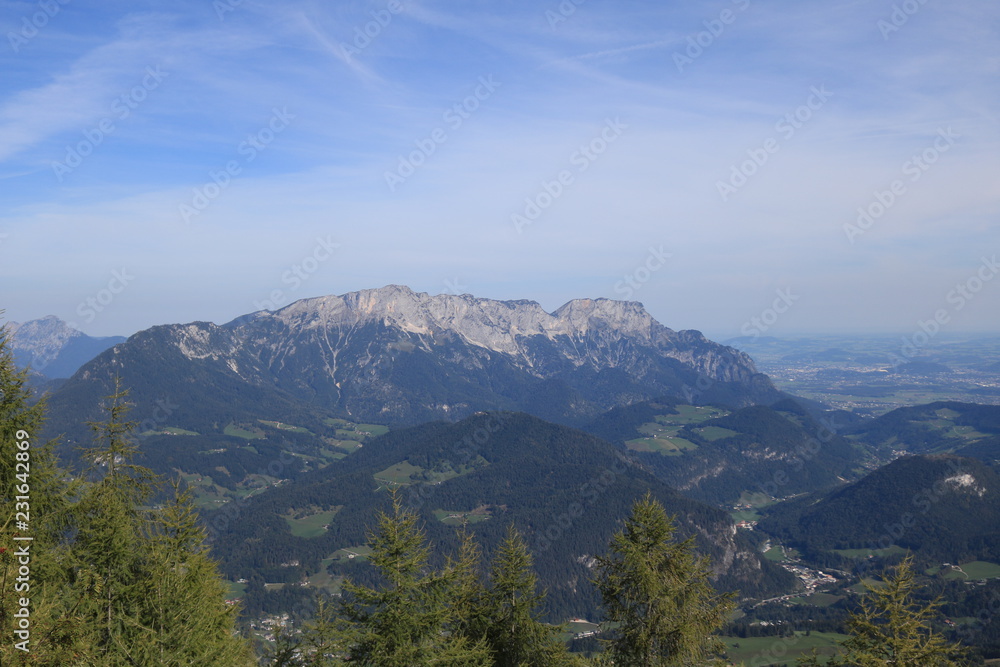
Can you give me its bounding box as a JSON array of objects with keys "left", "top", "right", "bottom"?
[
  {"left": 552, "top": 298, "right": 658, "bottom": 338},
  {"left": 5, "top": 316, "right": 125, "bottom": 378},
  {"left": 7, "top": 315, "right": 82, "bottom": 366},
  {"left": 264, "top": 286, "right": 668, "bottom": 354}
]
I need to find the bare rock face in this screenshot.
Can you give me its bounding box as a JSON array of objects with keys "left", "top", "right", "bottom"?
[
  {"left": 249, "top": 285, "right": 760, "bottom": 383},
  {"left": 5, "top": 316, "right": 125, "bottom": 379},
  {"left": 46, "top": 286, "right": 781, "bottom": 434}
]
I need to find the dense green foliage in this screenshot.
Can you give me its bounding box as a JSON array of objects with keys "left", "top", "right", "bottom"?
[
  {"left": 845, "top": 401, "right": 1000, "bottom": 458},
  {"left": 207, "top": 412, "right": 795, "bottom": 622},
  {"left": 593, "top": 492, "right": 734, "bottom": 666},
  {"left": 0, "top": 323, "right": 254, "bottom": 665},
  {"left": 798, "top": 558, "right": 967, "bottom": 667},
  {"left": 263, "top": 491, "right": 741, "bottom": 666},
  {"left": 760, "top": 454, "right": 1000, "bottom": 562},
  {"left": 582, "top": 398, "right": 862, "bottom": 506}
]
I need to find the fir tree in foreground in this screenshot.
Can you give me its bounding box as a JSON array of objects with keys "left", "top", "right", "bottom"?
[
  {"left": 473, "top": 525, "right": 584, "bottom": 666},
  {"left": 335, "top": 490, "right": 491, "bottom": 665},
  {"left": 0, "top": 325, "right": 253, "bottom": 666},
  {"left": 592, "top": 492, "right": 734, "bottom": 667},
  {"left": 0, "top": 320, "right": 86, "bottom": 664},
  {"left": 798, "top": 556, "right": 967, "bottom": 667},
  {"left": 69, "top": 380, "right": 254, "bottom": 665},
  {"left": 288, "top": 499, "right": 580, "bottom": 665}
]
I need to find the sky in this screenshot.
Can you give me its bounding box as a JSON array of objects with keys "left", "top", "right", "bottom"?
[{"left": 1, "top": 0, "right": 998, "bottom": 341}]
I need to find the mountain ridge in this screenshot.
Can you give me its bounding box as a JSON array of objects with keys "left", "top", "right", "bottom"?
[{"left": 44, "top": 285, "right": 783, "bottom": 442}]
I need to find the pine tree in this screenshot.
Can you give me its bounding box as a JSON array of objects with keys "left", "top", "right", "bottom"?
[
  {"left": 69, "top": 378, "right": 157, "bottom": 664},
  {"left": 480, "top": 524, "right": 582, "bottom": 666},
  {"left": 0, "top": 319, "right": 88, "bottom": 664},
  {"left": 803, "top": 556, "right": 967, "bottom": 667},
  {"left": 450, "top": 528, "right": 488, "bottom": 645},
  {"left": 132, "top": 480, "right": 255, "bottom": 665},
  {"left": 593, "top": 492, "right": 733, "bottom": 667},
  {"left": 69, "top": 380, "right": 254, "bottom": 665},
  {"left": 337, "top": 490, "right": 490, "bottom": 665}
]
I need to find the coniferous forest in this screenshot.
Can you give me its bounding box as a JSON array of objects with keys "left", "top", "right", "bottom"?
[{"left": 1, "top": 324, "right": 983, "bottom": 665}]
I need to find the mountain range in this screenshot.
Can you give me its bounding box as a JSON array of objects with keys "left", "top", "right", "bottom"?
[
  {"left": 15, "top": 285, "right": 1000, "bottom": 644},
  {"left": 41, "top": 285, "right": 782, "bottom": 445}
]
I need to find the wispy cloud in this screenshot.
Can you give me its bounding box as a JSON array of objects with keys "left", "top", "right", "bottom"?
[{"left": 1, "top": 0, "right": 997, "bottom": 336}]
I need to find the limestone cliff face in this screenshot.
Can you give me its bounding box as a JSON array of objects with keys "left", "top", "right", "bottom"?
[
  {"left": 241, "top": 285, "right": 760, "bottom": 384},
  {"left": 49, "top": 285, "right": 780, "bottom": 431}
]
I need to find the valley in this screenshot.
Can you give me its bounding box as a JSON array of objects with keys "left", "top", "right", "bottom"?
[
  {"left": 7, "top": 301, "right": 1000, "bottom": 664},
  {"left": 729, "top": 334, "right": 1000, "bottom": 414}
]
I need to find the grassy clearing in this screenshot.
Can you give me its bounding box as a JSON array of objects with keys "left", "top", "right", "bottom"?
[
  {"left": 224, "top": 423, "right": 265, "bottom": 440},
  {"left": 356, "top": 423, "right": 389, "bottom": 436},
  {"left": 259, "top": 419, "right": 312, "bottom": 434},
  {"left": 929, "top": 561, "right": 1000, "bottom": 580},
  {"left": 622, "top": 404, "right": 729, "bottom": 455},
  {"left": 737, "top": 491, "right": 777, "bottom": 507},
  {"left": 179, "top": 473, "right": 234, "bottom": 509},
  {"left": 142, "top": 426, "right": 199, "bottom": 436},
  {"left": 306, "top": 570, "right": 343, "bottom": 594},
  {"left": 731, "top": 508, "right": 762, "bottom": 522},
  {"left": 433, "top": 507, "right": 492, "bottom": 526},
  {"left": 557, "top": 620, "right": 601, "bottom": 642},
  {"left": 722, "top": 631, "right": 846, "bottom": 665},
  {"left": 763, "top": 545, "right": 787, "bottom": 562},
  {"left": 664, "top": 404, "right": 730, "bottom": 423},
  {"left": 374, "top": 461, "right": 425, "bottom": 486},
  {"left": 225, "top": 581, "right": 247, "bottom": 600},
  {"left": 695, "top": 425, "right": 739, "bottom": 441},
  {"left": 374, "top": 458, "right": 485, "bottom": 489},
  {"left": 851, "top": 577, "right": 887, "bottom": 594},
  {"left": 833, "top": 545, "right": 907, "bottom": 559},
  {"left": 282, "top": 508, "right": 342, "bottom": 538},
  {"left": 331, "top": 546, "right": 373, "bottom": 562},
  {"left": 625, "top": 435, "right": 697, "bottom": 455},
  {"left": 330, "top": 439, "right": 363, "bottom": 454}
]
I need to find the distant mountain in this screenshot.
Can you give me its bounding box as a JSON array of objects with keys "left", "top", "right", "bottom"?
[
  {"left": 42, "top": 285, "right": 782, "bottom": 445},
  {"left": 582, "top": 398, "right": 864, "bottom": 506},
  {"left": 759, "top": 454, "right": 1000, "bottom": 563},
  {"left": 207, "top": 412, "right": 797, "bottom": 620},
  {"left": 6, "top": 316, "right": 125, "bottom": 379}
]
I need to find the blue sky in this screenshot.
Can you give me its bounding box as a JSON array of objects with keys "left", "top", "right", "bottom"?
[{"left": 1, "top": 0, "right": 998, "bottom": 339}]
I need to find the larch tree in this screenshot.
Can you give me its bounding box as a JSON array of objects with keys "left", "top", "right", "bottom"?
[
  {"left": 593, "top": 492, "right": 734, "bottom": 667},
  {"left": 800, "top": 556, "right": 967, "bottom": 667},
  {"left": 480, "top": 524, "right": 583, "bottom": 667},
  {"left": 337, "top": 490, "right": 491, "bottom": 666},
  {"left": 0, "top": 320, "right": 88, "bottom": 664},
  {"left": 70, "top": 379, "right": 254, "bottom": 665},
  {"left": 133, "top": 481, "right": 255, "bottom": 665}
]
